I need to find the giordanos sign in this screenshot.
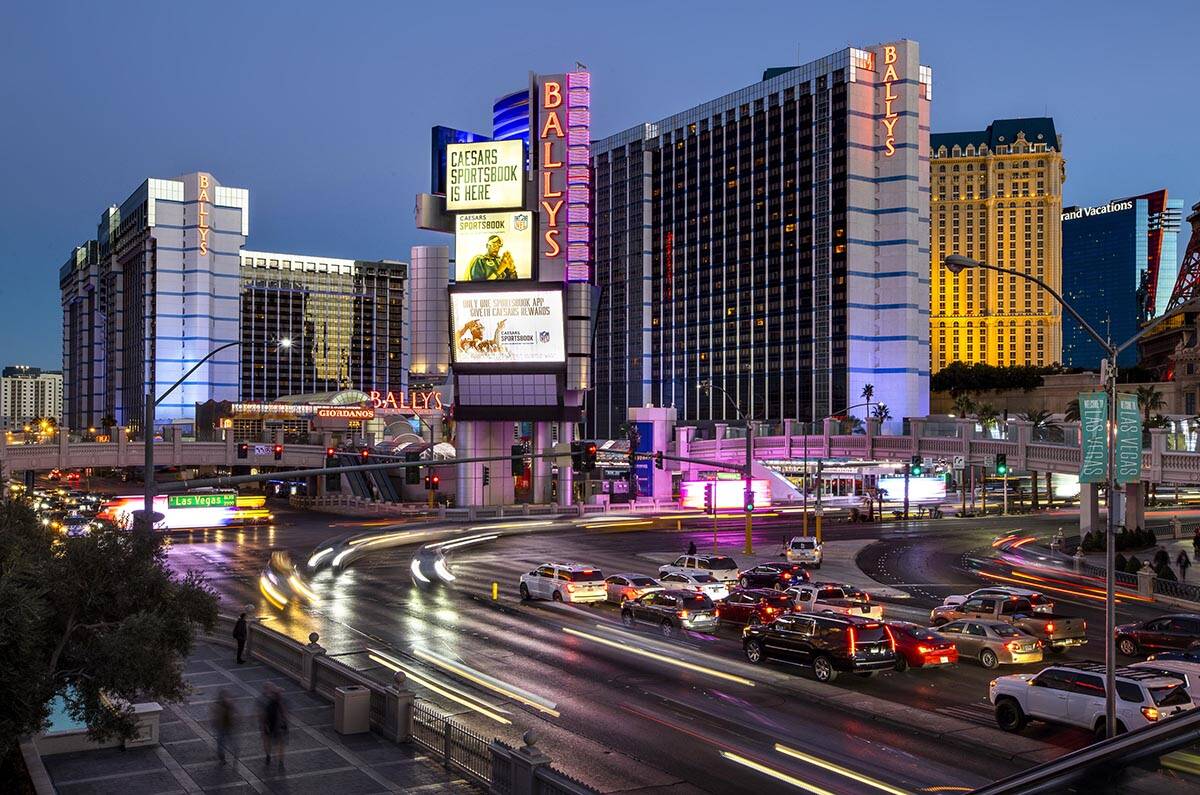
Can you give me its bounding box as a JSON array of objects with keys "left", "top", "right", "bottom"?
[{"left": 1062, "top": 200, "right": 1134, "bottom": 222}]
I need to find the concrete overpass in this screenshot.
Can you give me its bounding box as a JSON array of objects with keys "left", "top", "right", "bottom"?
[{"left": 674, "top": 417, "right": 1200, "bottom": 533}]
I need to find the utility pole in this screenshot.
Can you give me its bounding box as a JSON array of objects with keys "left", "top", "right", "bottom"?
[
  {"left": 902, "top": 464, "right": 910, "bottom": 520},
  {"left": 744, "top": 414, "right": 754, "bottom": 555},
  {"left": 814, "top": 458, "right": 824, "bottom": 542}
]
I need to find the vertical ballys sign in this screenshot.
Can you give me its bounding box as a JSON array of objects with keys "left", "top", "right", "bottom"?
[
  {"left": 537, "top": 71, "right": 591, "bottom": 282},
  {"left": 1078, "top": 391, "right": 1108, "bottom": 484},
  {"left": 880, "top": 45, "right": 901, "bottom": 157}
]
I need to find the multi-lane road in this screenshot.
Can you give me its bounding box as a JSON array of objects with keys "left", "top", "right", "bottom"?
[{"left": 164, "top": 505, "right": 1185, "bottom": 793}]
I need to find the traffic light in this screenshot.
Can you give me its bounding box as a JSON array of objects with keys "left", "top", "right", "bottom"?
[
  {"left": 237, "top": 442, "right": 248, "bottom": 459},
  {"left": 273, "top": 443, "right": 283, "bottom": 460},
  {"left": 703, "top": 483, "right": 715, "bottom": 515},
  {"left": 511, "top": 444, "right": 524, "bottom": 477},
  {"left": 582, "top": 441, "right": 597, "bottom": 472},
  {"left": 404, "top": 452, "right": 420, "bottom": 485},
  {"left": 430, "top": 473, "right": 440, "bottom": 491},
  {"left": 654, "top": 451, "right": 664, "bottom": 470},
  {"left": 324, "top": 448, "right": 339, "bottom": 491},
  {"left": 482, "top": 466, "right": 490, "bottom": 486},
  {"left": 360, "top": 448, "right": 370, "bottom": 462},
  {"left": 744, "top": 486, "right": 756, "bottom": 513},
  {"left": 995, "top": 454, "right": 1008, "bottom": 476},
  {"left": 326, "top": 446, "right": 336, "bottom": 461},
  {"left": 910, "top": 454, "right": 923, "bottom": 476}
]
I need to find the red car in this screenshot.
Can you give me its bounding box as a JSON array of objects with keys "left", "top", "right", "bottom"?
[
  {"left": 717, "top": 588, "right": 794, "bottom": 626},
  {"left": 888, "top": 621, "right": 958, "bottom": 671}
]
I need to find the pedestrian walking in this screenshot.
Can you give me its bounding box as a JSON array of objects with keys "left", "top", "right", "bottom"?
[
  {"left": 260, "top": 684, "right": 288, "bottom": 766},
  {"left": 687, "top": 540, "right": 697, "bottom": 556},
  {"left": 1178, "top": 550, "right": 1192, "bottom": 582},
  {"left": 233, "top": 613, "right": 248, "bottom": 664},
  {"left": 1192, "top": 528, "right": 1200, "bottom": 558},
  {"left": 212, "top": 690, "right": 236, "bottom": 764}
]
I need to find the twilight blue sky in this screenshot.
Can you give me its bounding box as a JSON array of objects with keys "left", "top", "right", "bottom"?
[{"left": 2, "top": 1, "right": 1198, "bottom": 369}]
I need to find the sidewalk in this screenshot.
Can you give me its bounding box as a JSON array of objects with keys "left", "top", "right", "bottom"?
[{"left": 40, "top": 640, "right": 478, "bottom": 794}]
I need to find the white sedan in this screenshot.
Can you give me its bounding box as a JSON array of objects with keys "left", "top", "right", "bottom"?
[
  {"left": 658, "top": 571, "right": 730, "bottom": 601},
  {"left": 604, "top": 573, "right": 663, "bottom": 605}
]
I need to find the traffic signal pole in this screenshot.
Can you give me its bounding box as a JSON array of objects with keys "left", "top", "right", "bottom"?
[{"left": 744, "top": 417, "right": 754, "bottom": 555}]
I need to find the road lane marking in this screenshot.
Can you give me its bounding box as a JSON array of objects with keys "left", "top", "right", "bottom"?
[
  {"left": 720, "top": 751, "right": 837, "bottom": 795},
  {"left": 560, "top": 626, "right": 754, "bottom": 686},
  {"left": 775, "top": 742, "right": 912, "bottom": 795}
]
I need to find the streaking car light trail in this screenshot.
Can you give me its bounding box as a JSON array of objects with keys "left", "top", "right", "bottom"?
[
  {"left": 432, "top": 557, "right": 456, "bottom": 583},
  {"left": 259, "top": 575, "right": 286, "bottom": 609},
  {"left": 561, "top": 627, "right": 754, "bottom": 686},
  {"left": 720, "top": 751, "right": 836, "bottom": 795},
  {"left": 410, "top": 558, "right": 431, "bottom": 584},
  {"left": 411, "top": 647, "right": 560, "bottom": 717},
  {"left": 307, "top": 547, "right": 333, "bottom": 568},
  {"left": 774, "top": 742, "right": 912, "bottom": 795},
  {"left": 367, "top": 649, "right": 511, "bottom": 725},
  {"left": 433, "top": 533, "right": 499, "bottom": 551}
]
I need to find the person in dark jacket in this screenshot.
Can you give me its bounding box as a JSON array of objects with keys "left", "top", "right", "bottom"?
[
  {"left": 687, "top": 540, "right": 697, "bottom": 556},
  {"left": 233, "top": 613, "right": 248, "bottom": 664},
  {"left": 1193, "top": 528, "right": 1200, "bottom": 558},
  {"left": 260, "top": 684, "right": 288, "bottom": 766},
  {"left": 1179, "top": 550, "right": 1192, "bottom": 582}
]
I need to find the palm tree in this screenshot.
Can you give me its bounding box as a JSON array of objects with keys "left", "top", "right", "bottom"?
[
  {"left": 1136, "top": 385, "right": 1166, "bottom": 426},
  {"left": 975, "top": 403, "right": 1000, "bottom": 434},
  {"left": 860, "top": 383, "right": 875, "bottom": 417},
  {"left": 1064, "top": 398, "right": 1081, "bottom": 423},
  {"left": 952, "top": 393, "right": 976, "bottom": 418},
  {"left": 1018, "top": 410, "right": 1055, "bottom": 510},
  {"left": 872, "top": 403, "right": 892, "bottom": 422}
]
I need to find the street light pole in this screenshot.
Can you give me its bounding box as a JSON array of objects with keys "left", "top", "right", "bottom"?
[
  {"left": 699, "top": 380, "right": 754, "bottom": 554},
  {"left": 138, "top": 338, "right": 290, "bottom": 533},
  {"left": 943, "top": 254, "right": 1172, "bottom": 739}
]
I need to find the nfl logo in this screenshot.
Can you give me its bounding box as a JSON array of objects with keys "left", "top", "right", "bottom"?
[
  {"left": 513, "top": 213, "right": 530, "bottom": 232},
  {"left": 539, "top": 331, "right": 550, "bottom": 343}
]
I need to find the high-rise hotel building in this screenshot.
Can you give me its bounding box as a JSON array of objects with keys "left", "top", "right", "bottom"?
[
  {"left": 929, "top": 118, "right": 1065, "bottom": 371},
  {"left": 60, "top": 172, "right": 408, "bottom": 431},
  {"left": 589, "top": 41, "right": 932, "bottom": 438}
]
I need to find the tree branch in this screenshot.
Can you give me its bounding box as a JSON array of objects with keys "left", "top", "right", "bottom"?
[{"left": 47, "top": 608, "right": 77, "bottom": 675}]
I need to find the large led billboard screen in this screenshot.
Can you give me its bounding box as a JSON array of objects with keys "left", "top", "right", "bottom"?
[
  {"left": 445, "top": 140, "right": 524, "bottom": 211},
  {"left": 451, "top": 289, "right": 565, "bottom": 365},
  {"left": 455, "top": 211, "right": 534, "bottom": 281}
]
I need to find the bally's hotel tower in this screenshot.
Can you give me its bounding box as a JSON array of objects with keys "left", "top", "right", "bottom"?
[{"left": 589, "top": 41, "right": 931, "bottom": 437}]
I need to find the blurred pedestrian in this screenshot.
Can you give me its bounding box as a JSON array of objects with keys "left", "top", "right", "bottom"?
[
  {"left": 1192, "top": 527, "right": 1200, "bottom": 558},
  {"left": 687, "top": 540, "right": 697, "bottom": 556},
  {"left": 260, "top": 684, "right": 288, "bottom": 766},
  {"left": 1179, "top": 550, "right": 1192, "bottom": 582},
  {"left": 233, "top": 613, "right": 248, "bottom": 664},
  {"left": 212, "top": 690, "right": 236, "bottom": 764}
]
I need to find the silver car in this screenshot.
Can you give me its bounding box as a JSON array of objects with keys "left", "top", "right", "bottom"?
[
  {"left": 604, "top": 573, "right": 663, "bottom": 605},
  {"left": 936, "top": 619, "right": 1043, "bottom": 669}
]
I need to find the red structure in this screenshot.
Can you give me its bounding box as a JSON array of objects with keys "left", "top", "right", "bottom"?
[{"left": 1166, "top": 202, "right": 1200, "bottom": 313}]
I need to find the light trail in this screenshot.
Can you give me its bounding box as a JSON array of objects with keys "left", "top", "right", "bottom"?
[
  {"left": 307, "top": 547, "right": 333, "bottom": 568},
  {"left": 412, "top": 647, "right": 560, "bottom": 717},
  {"left": 720, "top": 751, "right": 837, "bottom": 795},
  {"left": 775, "top": 742, "right": 911, "bottom": 794},
  {"left": 432, "top": 557, "right": 456, "bottom": 583},
  {"left": 561, "top": 627, "right": 754, "bottom": 686},
  {"left": 410, "top": 558, "right": 430, "bottom": 584},
  {"left": 287, "top": 574, "right": 318, "bottom": 604},
  {"left": 258, "top": 575, "right": 286, "bottom": 610},
  {"left": 367, "top": 650, "right": 511, "bottom": 725}
]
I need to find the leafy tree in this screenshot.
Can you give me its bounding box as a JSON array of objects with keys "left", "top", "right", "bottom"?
[
  {"left": 952, "top": 394, "right": 976, "bottom": 418},
  {"left": 1018, "top": 410, "right": 1055, "bottom": 510},
  {"left": 872, "top": 403, "right": 892, "bottom": 422},
  {"left": 1136, "top": 385, "right": 1166, "bottom": 425},
  {"left": 0, "top": 499, "right": 217, "bottom": 764},
  {"left": 975, "top": 403, "right": 1000, "bottom": 431},
  {"left": 931, "top": 362, "right": 1046, "bottom": 395}
]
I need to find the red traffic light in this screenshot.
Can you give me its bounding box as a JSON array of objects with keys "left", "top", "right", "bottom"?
[
  {"left": 585, "top": 443, "right": 597, "bottom": 455},
  {"left": 326, "top": 447, "right": 335, "bottom": 457},
  {"left": 274, "top": 444, "right": 283, "bottom": 453},
  {"left": 431, "top": 474, "right": 440, "bottom": 485},
  {"left": 360, "top": 449, "right": 370, "bottom": 460}
]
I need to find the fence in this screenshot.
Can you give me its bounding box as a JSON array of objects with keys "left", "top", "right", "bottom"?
[{"left": 203, "top": 614, "right": 599, "bottom": 794}]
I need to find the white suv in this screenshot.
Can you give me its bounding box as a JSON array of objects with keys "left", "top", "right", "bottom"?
[
  {"left": 784, "top": 536, "right": 822, "bottom": 568},
  {"left": 520, "top": 563, "right": 607, "bottom": 603},
  {"left": 990, "top": 662, "right": 1195, "bottom": 738},
  {"left": 658, "top": 554, "right": 740, "bottom": 583}
]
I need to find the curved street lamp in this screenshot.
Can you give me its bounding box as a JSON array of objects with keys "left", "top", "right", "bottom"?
[
  {"left": 139, "top": 337, "right": 291, "bottom": 533},
  {"left": 941, "top": 254, "right": 1175, "bottom": 738}
]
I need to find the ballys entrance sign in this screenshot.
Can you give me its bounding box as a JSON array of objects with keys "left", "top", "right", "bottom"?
[{"left": 368, "top": 390, "right": 445, "bottom": 413}]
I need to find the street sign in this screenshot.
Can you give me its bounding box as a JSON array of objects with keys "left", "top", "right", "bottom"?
[
  {"left": 983, "top": 453, "right": 996, "bottom": 469},
  {"left": 1079, "top": 391, "right": 1108, "bottom": 484},
  {"left": 253, "top": 444, "right": 271, "bottom": 457},
  {"left": 953, "top": 455, "right": 965, "bottom": 469},
  {"left": 168, "top": 493, "right": 237, "bottom": 509},
  {"left": 1116, "top": 392, "right": 1142, "bottom": 484}
]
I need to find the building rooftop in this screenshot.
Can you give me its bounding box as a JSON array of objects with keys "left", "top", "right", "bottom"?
[{"left": 932, "top": 117, "right": 1059, "bottom": 154}]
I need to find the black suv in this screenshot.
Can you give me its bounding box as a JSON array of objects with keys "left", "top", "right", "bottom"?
[
  {"left": 621, "top": 589, "right": 719, "bottom": 637},
  {"left": 737, "top": 562, "right": 811, "bottom": 590},
  {"left": 742, "top": 613, "right": 896, "bottom": 682}
]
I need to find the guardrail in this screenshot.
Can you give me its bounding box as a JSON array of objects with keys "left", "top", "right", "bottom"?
[{"left": 202, "top": 613, "right": 598, "bottom": 794}]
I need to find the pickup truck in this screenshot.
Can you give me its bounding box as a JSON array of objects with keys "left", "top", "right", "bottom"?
[
  {"left": 930, "top": 595, "right": 1086, "bottom": 652},
  {"left": 786, "top": 583, "right": 884, "bottom": 620}
]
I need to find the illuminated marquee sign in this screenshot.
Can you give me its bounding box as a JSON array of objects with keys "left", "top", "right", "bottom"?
[
  {"left": 537, "top": 71, "right": 591, "bottom": 282},
  {"left": 455, "top": 211, "right": 534, "bottom": 281},
  {"left": 367, "top": 390, "right": 444, "bottom": 412},
  {"left": 880, "top": 45, "right": 900, "bottom": 157},
  {"left": 1062, "top": 200, "right": 1134, "bottom": 221},
  {"left": 450, "top": 289, "right": 565, "bottom": 364},
  {"left": 198, "top": 173, "right": 212, "bottom": 255},
  {"left": 315, "top": 407, "right": 376, "bottom": 420},
  {"left": 445, "top": 140, "right": 524, "bottom": 211}
]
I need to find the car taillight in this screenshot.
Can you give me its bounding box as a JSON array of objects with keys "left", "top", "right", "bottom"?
[
  {"left": 566, "top": 584, "right": 576, "bottom": 592},
  {"left": 782, "top": 573, "right": 791, "bottom": 579},
  {"left": 1081, "top": 621, "right": 1086, "bottom": 631},
  {"left": 678, "top": 610, "right": 690, "bottom": 620},
  {"left": 1044, "top": 622, "right": 1054, "bottom": 633},
  {"left": 1142, "top": 706, "right": 1160, "bottom": 722},
  {"left": 1006, "top": 641, "right": 1024, "bottom": 651},
  {"left": 847, "top": 626, "right": 857, "bottom": 656},
  {"left": 883, "top": 624, "right": 897, "bottom": 652},
  {"left": 917, "top": 645, "right": 931, "bottom": 655}
]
